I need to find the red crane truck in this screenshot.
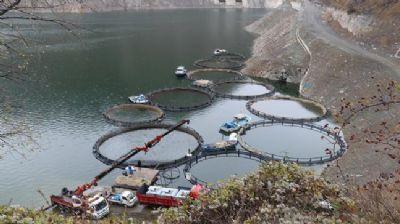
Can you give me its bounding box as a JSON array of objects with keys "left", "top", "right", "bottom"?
[{"left": 48, "top": 120, "right": 190, "bottom": 219}]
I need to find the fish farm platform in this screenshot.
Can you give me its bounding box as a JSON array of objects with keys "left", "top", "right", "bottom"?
[{"left": 113, "top": 167, "right": 159, "bottom": 190}]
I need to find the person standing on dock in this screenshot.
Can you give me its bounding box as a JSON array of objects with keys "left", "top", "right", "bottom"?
[{"left": 125, "top": 166, "right": 136, "bottom": 176}]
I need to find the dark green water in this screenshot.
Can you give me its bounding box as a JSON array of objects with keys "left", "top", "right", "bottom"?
[
  {"left": 0, "top": 9, "right": 334, "bottom": 208},
  {"left": 190, "top": 71, "right": 243, "bottom": 82}
]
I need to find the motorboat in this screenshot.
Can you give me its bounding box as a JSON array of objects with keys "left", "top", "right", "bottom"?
[
  {"left": 220, "top": 114, "right": 251, "bottom": 133},
  {"left": 233, "top": 113, "right": 251, "bottom": 126},
  {"left": 201, "top": 133, "right": 238, "bottom": 153},
  {"left": 128, "top": 94, "right": 149, "bottom": 104},
  {"left": 175, "top": 66, "right": 187, "bottom": 77},
  {"left": 213, "top": 48, "right": 227, "bottom": 56},
  {"left": 220, "top": 121, "right": 240, "bottom": 133}
]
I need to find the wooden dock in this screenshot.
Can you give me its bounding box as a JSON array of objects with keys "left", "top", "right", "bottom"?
[{"left": 113, "top": 167, "right": 159, "bottom": 190}]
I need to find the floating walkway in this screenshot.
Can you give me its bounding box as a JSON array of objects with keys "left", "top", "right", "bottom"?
[
  {"left": 103, "top": 104, "right": 165, "bottom": 127},
  {"left": 147, "top": 87, "right": 215, "bottom": 112},
  {"left": 182, "top": 149, "right": 268, "bottom": 186},
  {"left": 246, "top": 96, "right": 329, "bottom": 123},
  {"left": 193, "top": 53, "right": 246, "bottom": 70},
  {"left": 186, "top": 68, "right": 245, "bottom": 81},
  {"left": 93, "top": 123, "right": 204, "bottom": 169},
  {"left": 211, "top": 80, "right": 275, "bottom": 100},
  {"left": 113, "top": 167, "right": 159, "bottom": 190},
  {"left": 91, "top": 50, "right": 346, "bottom": 189},
  {"left": 237, "top": 120, "right": 347, "bottom": 165}
]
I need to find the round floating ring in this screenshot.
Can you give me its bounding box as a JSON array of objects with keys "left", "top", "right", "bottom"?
[
  {"left": 211, "top": 80, "right": 275, "bottom": 100},
  {"left": 237, "top": 120, "right": 347, "bottom": 165},
  {"left": 183, "top": 149, "right": 267, "bottom": 187},
  {"left": 186, "top": 68, "right": 245, "bottom": 82},
  {"left": 93, "top": 122, "right": 204, "bottom": 170},
  {"left": 161, "top": 167, "right": 181, "bottom": 180},
  {"left": 147, "top": 87, "right": 214, "bottom": 112},
  {"left": 103, "top": 104, "right": 165, "bottom": 127},
  {"left": 246, "top": 96, "right": 328, "bottom": 123},
  {"left": 193, "top": 53, "right": 246, "bottom": 70}
]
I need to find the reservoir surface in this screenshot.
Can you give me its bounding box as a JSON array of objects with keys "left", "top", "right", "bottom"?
[{"left": 0, "top": 9, "right": 332, "bottom": 207}]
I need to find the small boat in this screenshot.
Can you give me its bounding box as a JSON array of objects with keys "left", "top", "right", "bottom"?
[
  {"left": 192, "top": 79, "right": 213, "bottom": 88},
  {"left": 213, "top": 48, "right": 227, "bottom": 56},
  {"left": 128, "top": 94, "right": 149, "bottom": 104},
  {"left": 233, "top": 113, "right": 251, "bottom": 126},
  {"left": 175, "top": 66, "right": 187, "bottom": 77},
  {"left": 220, "top": 114, "right": 251, "bottom": 133},
  {"left": 220, "top": 121, "right": 240, "bottom": 133},
  {"left": 202, "top": 133, "right": 238, "bottom": 153}
]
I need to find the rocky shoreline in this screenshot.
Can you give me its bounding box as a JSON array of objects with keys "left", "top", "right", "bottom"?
[{"left": 242, "top": 0, "right": 400, "bottom": 185}]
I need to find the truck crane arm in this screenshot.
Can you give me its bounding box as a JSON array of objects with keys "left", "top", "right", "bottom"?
[{"left": 74, "top": 119, "right": 190, "bottom": 196}]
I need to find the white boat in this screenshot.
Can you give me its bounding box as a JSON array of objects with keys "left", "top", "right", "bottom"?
[
  {"left": 175, "top": 66, "right": 187, "bottom": 77},
  {"left": 213, "top": 49, "right": 227, "bottom": 56},
  {"left": 128, "top": 94, "right": 149, "bottom": 104}
]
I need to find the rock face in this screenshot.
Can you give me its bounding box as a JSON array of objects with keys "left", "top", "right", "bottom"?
[
  {"left": 242, "top": 0, "right": 400, "bottom": 187},
  {"left": 323, "top": 7, "right": 373, "bottom": 36},
  {"left": 24, "top": 0, "right": 283, "bottom": 12},
  {"left": 242, "top": 2, "right": 309, "bottom": 83}
]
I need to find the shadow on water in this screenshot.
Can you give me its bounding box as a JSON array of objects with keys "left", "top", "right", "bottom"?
[{"left": 252, "top": 77, "right": 300, "bottom": 97}]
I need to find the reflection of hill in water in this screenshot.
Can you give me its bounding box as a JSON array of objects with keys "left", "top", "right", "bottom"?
[
  {"left": 215, "top": 83, "right": 269, "bottom": 96},
  {"left": 191, "top": 71, "right": 242, "bottom": 82},
  {"left": 99, "top": 129, "right": 198, "bottom": 162},
  {"left": 190, "top": 157, "right": 260, "bottom": 184},
  {"left": 151, "top": 90, "right": 211, "bottom": 107},
  {"left": 253, "top": 99, "right": 322, "bottom": 119},
  {"left": 108, "top": 108, "right": 159, "bottom": 123},
  {"left": 242, "top": 125, "right": 332, "bottom": 158}
]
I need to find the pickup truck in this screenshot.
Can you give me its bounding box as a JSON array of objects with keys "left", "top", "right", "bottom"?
[{"left": 108, "top": 190, "right": 137, "bottom": 207}]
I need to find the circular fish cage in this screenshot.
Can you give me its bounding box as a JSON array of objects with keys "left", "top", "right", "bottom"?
[
  {"left": 194, "top": 53, "right": 246, "bottom": 70},
  {"left": 103, "top": 104, "right": 165, "bottom": 127},
  {"left": 186, "top": 68, "right": 245, "bottom": 82},
  {"left": 246, "top": 96, "right": 328, "bottom": 123},
  {"left": 183, "top": 150, "right": 266, "bottom": 187},
  {"left": 237, "top": 120, "right": 347, "bottom": 165},
  {"left": 147, "top": 87, "right": 214, "bottom": 112},
  {"left": 93, "top": 123, "right": 204, "bottom": 170},
  {"left": 161, "top": 167, "right": 181, "bottom": 180},
  {"left": 211, "top": 80, "right": 275, "bottom": 100}
]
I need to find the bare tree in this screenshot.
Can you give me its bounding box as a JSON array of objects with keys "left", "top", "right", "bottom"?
[
  {"left": 0, "top": 0, "right": 81, "bottom": 158},
  {"left": 332, "top": 78, "right": 400, "bottom": 222}
]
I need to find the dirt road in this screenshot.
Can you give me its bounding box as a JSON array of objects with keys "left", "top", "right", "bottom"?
[{"left": 302, "top": 0, "right": 400, "bottom": 77}]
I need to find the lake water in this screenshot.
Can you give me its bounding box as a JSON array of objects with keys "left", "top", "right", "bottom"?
[{"left": 0, "top": 9, "right": 334, "bottom": 208}]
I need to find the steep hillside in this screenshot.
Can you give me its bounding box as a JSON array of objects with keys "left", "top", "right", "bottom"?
[
  {"left": 320, "top": 0, "right": 400, "bottom": 19},
  {"left": 319, "top": 0, "right": 400, "bottom": 56}
]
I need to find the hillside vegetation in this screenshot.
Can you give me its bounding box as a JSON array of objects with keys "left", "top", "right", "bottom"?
[
  {"left": 0, "top": 163, "right": 361, "bottom": 224},
  {"left": 159, "top": 162, "right": 360, "bottom": 223}
]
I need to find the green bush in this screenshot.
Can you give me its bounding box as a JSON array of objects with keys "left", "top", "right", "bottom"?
[{"left": 159, "top": 162, "right": 360, "bottom": 224}]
